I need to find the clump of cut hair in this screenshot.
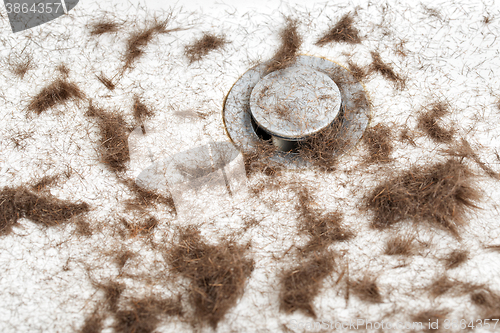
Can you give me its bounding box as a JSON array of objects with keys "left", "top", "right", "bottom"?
[
  {"left": 99, "top": 280, "right": 125, "bottom": 312},
  {"left": 141, "top": 216, "right": 158, "bottom": 234},
  {"left": 362, "top": 123, "right": 393, "bottom": 164},
  {"left": 166, "top": 227, "right": 254, "bottom": 328},
  {"left": 470, "top": 288, "right": 500, "bottom": 313},
  {"left": 349, "top": 274, "right": 382, "bottom": 303},
  {"left": 444, "top": 249, "right": 469, "bottom": 269},
  {"left": 266, "top": 18, "right": 302, "bottom": 73},
  {"left": 295, "top": 187, "right": 353, "bottom": 252},
  {"left": 417, "top": 102, "right": 455, "bottom": 144},
  {"left": 347, "top": 60, "right": 368, "bottom": 82},
  {"left": 0, "top": 186, "right": 89, "bottom": 236},
  {"left": 365, "top": 159, "right": 481, "bottom": 237},
  {"left": 242, "top": 140, "right": 280, "bottom": 177},
  {"left": 294, "top": 185, "right": 315, "bottom": 214},
  {"left": 27, "top": 79, "right": 84, "bottom": 114},
  {"left": 119, "top": 217, "right": 157, "bottom": 239},
  {"left": 124, "top": 18, "right": 179, "bottom": 70},
  {"left": 122, "top": 178, "right": 176, "bottom": 214},
  {"left": 429, "top": 276, "right": 455, "bottom": 297},
  {"left": 86, "top": 102, "right": 130, "bottom": 173},
  {"left": 279, "top": 188, "right": 349, "bottom": 317},
  {"left": 385, "top": 235, "right": 414, "bottom": 256},
  {"left": 399, "top": 126, "right": 417, "bottom": 146},
  {"left": 297, "top": 119, "right": 346, "bottom": 172},
  {"left": 122, "top": 216, "right": 160, "bottom": 238},
  {"left": 112, "top": 296, "right": 183, "bottom": 333},
  {"left": 421, "top": 4, "right": 443, "bottom": 20},
  {"left": 56, "top": 63, "right": 70, "bottom": 76},
  {"left": 96, "top": 73, "right": 115, "bottom": 90},
  {"left": 184, "top": 32, "right": 228, "bottom": 63},
  {"left": 315, "top": 13, "right": 361, "bottom": 46},
  {"left": 279, "top": 253, "right": 336, "bottom": 317},
  {"left": 9, "top": 55, "right": 34, "bottom": 79},
  {"left": 30, "top": 175, "right": 59, "bottom": 192},
  {"left": 114, "top": 250, "right": 135, "bottom": 270},
  {"left": 299, "top": 211, "right": 353, "bottom": 252},
  {"left": 74, "top": 218, "right": 93, "bottom": 237},
  {"left": 89, "top": 20, "right": 120, "bottom": 35},
  {"left": 429, "top": 276, "right": 482, "bottom": 298},
  {"left": 369, "top": 51, "right": 405, "bottom": 89},
  {"left": 79, "top": 311, "right": 103, "bottom": 333}
]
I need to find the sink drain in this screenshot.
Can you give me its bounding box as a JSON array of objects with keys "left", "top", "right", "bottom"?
[{"left": 223, "top": 55, "right": 371, "bottom": 167}]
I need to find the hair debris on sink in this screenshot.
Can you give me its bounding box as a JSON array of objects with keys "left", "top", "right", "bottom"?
[
  {"left": 417, "top": 102, "right": 455, "bottom": 144},
  {"left": 349, "top": 273, "right": 382, "bottom": 303},
  {"left": 96, "top": 72, "right": 115, "bottom": 90},
  {"left": 362, "top": 123, "right": 393, "bottom": 164},
  {"left": 86, "top": 101, "right": 131, "bottom": 173},
  {"left": 316, "top": 13, "right": 362, "bottom": 46},
  {"left": 279, "top": 252, "right": 336, "bottom": 318},
  {"left": 185, "top": 32, "right": 229, "bottom": 63},
  {"left": 89, "top": 19, "right": 121, "bottom": 36},
  {"left": 27, "top": 79, "right": 84, "bottom": 114},
  {"left": 369, "top": 51, "right": 405, "bottom": 89},
  {"left": 0, "top": 185, "right": 90, "bottom": 236},
  {"left": 166, "top": 226, "right": 254, "bottom": 328},
  {"left": 365, "top": 159, "right": 481, "bottom": 237},
  {"left": 266, "top": 17, "right": 302, "bottom": 73},
  {"left": 443, "top": 249, "right": 469, "bottom": 269}
]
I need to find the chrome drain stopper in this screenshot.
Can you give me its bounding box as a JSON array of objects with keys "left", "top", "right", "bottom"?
[
  {"left": 223, "top": 55, "right": 371, "bottom": 167},
  {"left": 250, "top": 65, "right": 342, "bottom": 152}
]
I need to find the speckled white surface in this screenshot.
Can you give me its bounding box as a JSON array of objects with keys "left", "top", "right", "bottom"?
[{"left": 1, "top": 0, "right": 500, "bottom": 332}]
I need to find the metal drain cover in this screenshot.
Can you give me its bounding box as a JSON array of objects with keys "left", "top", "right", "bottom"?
[
  {"left": 250, "top": 65, "right": 342, "bottom": 139},
  {"left": 223, "top": 55, "right": 371, "bottom": 167}
]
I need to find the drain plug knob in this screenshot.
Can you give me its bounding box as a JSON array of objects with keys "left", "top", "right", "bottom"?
[{"left": 249, "top": 65, "right": 342, "bottom": 152}]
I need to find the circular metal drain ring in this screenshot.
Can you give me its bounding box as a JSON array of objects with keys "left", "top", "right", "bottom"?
[{"left": 223, "top": 55, "right": 371, "bottom": 168}]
